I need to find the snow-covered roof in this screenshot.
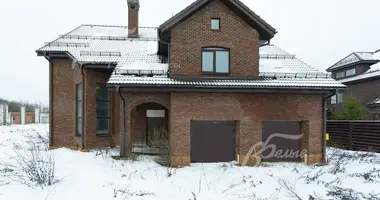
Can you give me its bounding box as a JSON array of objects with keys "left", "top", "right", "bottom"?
[
  {"left": 37, "top": 24, "right": 344, "bottom": 89},
  {"left": 328, "top": 52, "right": 380, "bottom": 71},
  {"left": 259, "top": 45, "right": 321, "bottom": 73},
  {"left": 37, "top": 25, "right": 164, "bottom": 71},
  {"left": 108, "top": 75, "right": 344, "bottom": 88}
]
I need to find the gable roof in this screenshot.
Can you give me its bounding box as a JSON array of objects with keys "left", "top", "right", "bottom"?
[
  {"left": 327, "top": 52, "right": 379, "bottom": 72},
  {"left": 159, "top": 0, "right": 276, "bottom": 40},
  {"left": 36, "top": 24, "right": 344, "bottom": 90}
]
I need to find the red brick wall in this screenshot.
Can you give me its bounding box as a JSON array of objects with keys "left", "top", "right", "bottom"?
[
  {"left": 170, "top": 93, "right": 324, "bottom": 165},
  {"left": 84, "top": 69, "right": 117, "bottom": 149},
  {"left": 50, "top": 59, "right": 120, "bottom": 149},
  {"left": 170, "top": 0, "right": 260, "bottom": 77},
  {"left": 51, "top": 58, "right": 82, "bottom": 148}
]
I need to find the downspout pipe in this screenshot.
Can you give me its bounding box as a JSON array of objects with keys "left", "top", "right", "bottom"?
[
  {"left": 81, "top": 65, "right": 85, "bottom": 150},
  {"left": 44, "top": 55, "right": 54, "bottom": 146},
  {"left": 322, "top": 90, "right": 337, "bottom": 164},
  {"left": 117, "top": 86, "right": 127, "bottom": 157}
]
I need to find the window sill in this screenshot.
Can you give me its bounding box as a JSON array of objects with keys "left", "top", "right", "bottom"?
[
  {"left": 201, "top": 72, "right": 230, "bottom": 76},
  {"left": 96, "top": 133, "right": 111, "bottom": 137}
]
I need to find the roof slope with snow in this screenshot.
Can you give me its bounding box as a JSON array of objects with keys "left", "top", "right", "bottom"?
[
  {"left": 327, "top": 51, "right": 380, "bottom": 71},
  {"left": 338, "top": 50, "right": 380, "bottom": 83},
  {"left": 37, "top": 24, "right": 345, "bottom": 89}
]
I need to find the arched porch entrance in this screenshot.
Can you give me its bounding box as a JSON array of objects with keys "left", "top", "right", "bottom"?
[{"left": 130, "top": 102, "right": 169, "bottom": 155}]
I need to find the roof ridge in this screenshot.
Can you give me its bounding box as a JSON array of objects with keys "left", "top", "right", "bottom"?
[
  {"left": 352, "top": 52, "right": 363, "bottom": 61},
  {"left": 327, "top": 52, "right": 358, "bottom": 71},
  {"left": 263, "top": 44, "right": 290, "bottom": 55},
  {"left": 159, "top": 0, "right": 276, "bottom": 39}
]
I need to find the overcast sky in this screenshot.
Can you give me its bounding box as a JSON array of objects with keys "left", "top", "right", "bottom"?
[{"left": 1, "top": 0, "right": 379, "bottom": 105}]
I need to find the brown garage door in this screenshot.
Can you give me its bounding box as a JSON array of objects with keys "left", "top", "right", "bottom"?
[
  {"left": 191, "top": 120, "right": 235, "bottom": 163},
  {"left": 262, "top": 121, "right": 301, "bottom": 162}
]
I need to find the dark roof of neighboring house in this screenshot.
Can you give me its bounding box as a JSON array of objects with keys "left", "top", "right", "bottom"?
[
  {"left": 327, "top": 52, "right": 379, "bottom": 72},
  {"left": 336, "top": 51, "right": 380, "bottom": 84},
  {"left": 158, "top": 0, "right": 277, "bottom": 40}
]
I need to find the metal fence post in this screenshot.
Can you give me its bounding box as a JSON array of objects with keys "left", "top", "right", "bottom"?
[{"left": 349, "top": 122, "right": 353, "bottom": 150}]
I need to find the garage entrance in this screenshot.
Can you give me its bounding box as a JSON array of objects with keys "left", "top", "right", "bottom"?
[
  {"left": 262, "top": 121, "right": 301, "bottom": 162},
  {"left": 190, "top": 120, "right": 236, "bottom": 163}
]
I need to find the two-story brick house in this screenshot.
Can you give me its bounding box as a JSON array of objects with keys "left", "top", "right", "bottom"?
[
  {"left": 36, "top": 0, "right": 344, "bottom": 166},
  {"left": 326, "top": 50, "right": 380, "bottom": 119}
]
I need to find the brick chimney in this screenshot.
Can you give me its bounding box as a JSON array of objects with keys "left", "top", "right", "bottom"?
[{"left": 127, "top": 0, "right": 139, "bottom": 38}]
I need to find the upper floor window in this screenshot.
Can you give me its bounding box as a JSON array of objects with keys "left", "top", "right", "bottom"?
[
  {"left": 346, "top": 68, "right": 356, "bottom": 76},
  {"left": 202, "top": 47, "right": 229, "bottom": 74},
  {"left": 211, "top": 18, "right": 220, "bottom": 30},
  {"left": 335, "top": 68, "right": 356, "bottom": 79},
  {"left": 336, "top": 71, "right": 345, "bottom": 79},
  {"left": 96, "top": 85, "right": 110, "bottom": 135}
]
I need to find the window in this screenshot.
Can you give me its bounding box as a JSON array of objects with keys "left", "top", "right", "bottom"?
[
  {"left": 336, "top": 71, "right": 345, "bottom": 79},
  {"left": 346, "top": 68, "right": 356, "bottom": 76},
  {"left": 75, "top": 84, "right": 82, "bottom": 136},
  {"left": 374, "top": 113, "right": 380, "bottom": 120},
  {"left": 211, "top": 18, "right": 220, "bottom": 30},
  {"left": 331, "top": 95, "right": 337, "bottom": 104},
  {"left": 335, "top": 68, "right": 356, "bottom": 79},
  {"left": 202, "top": 47, "right": 229, "bottom": 73},
  {"left": 96, "top": 85, "right": 110, "bottom": 135},
  {"left": 337, "top": 92, "right": 344, "bottom": 104}
]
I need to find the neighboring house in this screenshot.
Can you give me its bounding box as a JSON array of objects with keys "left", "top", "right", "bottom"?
[
  {"left": 36, "top": 0, "right": 344, "bottom": 166},
  {"left": 327, "top": 49, "right": 380, "bottom": 119},
  {"left": 10, "top": 112, "right": 35, "bottom": 125}
]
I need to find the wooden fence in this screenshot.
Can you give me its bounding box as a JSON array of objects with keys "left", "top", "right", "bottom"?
[{"left": 326, "top": 120, "right": 380, "bottom": 152}]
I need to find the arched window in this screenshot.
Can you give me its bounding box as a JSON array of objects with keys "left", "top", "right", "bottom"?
[{"left": 201, "top": 47, "right": 230, "bottom": 74}]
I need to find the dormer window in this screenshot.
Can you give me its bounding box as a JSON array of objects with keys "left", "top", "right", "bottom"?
[
  {"left": 202, "top": 47, "right": 229, "bottom": 74},
  {"left": 211, "top": 18, "right": 220, "bottom": 30},
  {"left": 335, "top": 68, "right": 356, "bottom": 79},
  {"left": 346, "top": 68, "right": 356, "bottom": 76}
]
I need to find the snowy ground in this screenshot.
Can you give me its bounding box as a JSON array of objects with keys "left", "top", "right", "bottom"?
[{"left": 0, "top": 125, "right": 380, "bottom": 200}]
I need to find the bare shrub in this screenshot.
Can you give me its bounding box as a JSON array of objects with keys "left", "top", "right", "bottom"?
[
  {"left": 277, "top": 178, "right": 303, "bottom": 200},
  {"left": 0, "top": 130, "right": 55, "bottom": 189},
  {"left": 326, "top": 186, "right": 363, "bottom": 200},
  {"left": 94, "top": 147, "right": 110, "bottom": 159},
  {"left": 329, "top": 151, "right": 349, "bottom": 175},
  {"left": 350, "top": 168, "right": 380, "bottom": 183},
  {"left": 149, "top": 127, "right": 170, "bottom": 166},
  {"left": 299, "top": 169, "right": 325, "bottom": 184},
  {"left": 113, "top": 187, "right": 154, "bottom": 198}
]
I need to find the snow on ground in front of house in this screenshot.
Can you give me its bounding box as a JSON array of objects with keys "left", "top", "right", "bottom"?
[{"left": 1, "top": 125, "right": 380, "bottom": 200}]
